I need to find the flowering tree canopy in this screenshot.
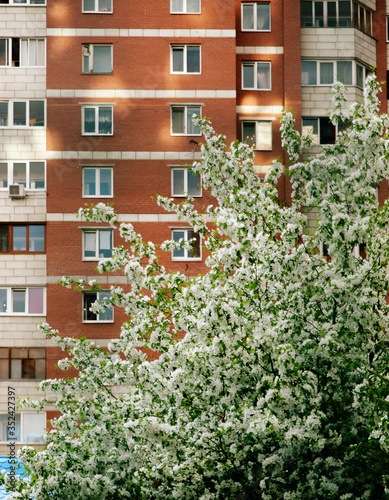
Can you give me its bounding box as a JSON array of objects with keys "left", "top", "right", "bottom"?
[{"left": 5, "top": 77, "right": 389, "bottom": 499}]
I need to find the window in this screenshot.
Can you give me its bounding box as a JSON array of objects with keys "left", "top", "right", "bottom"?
[
  {"left": 242, "top": 121, "right": 272, "bottom": 150},
  {"left": 171, "top": 0, "right": 200, "bottom": 14},
  {"left": 0, "top": 161, "right": 45, "bottom": 189},
  {"left": 0, "top": 288, "right": 45, "bottom": 315},
  {"left": 82, "top": 167, "right": 113, "bottom": 197},
  {"left": 83, "top": 291, "right": 113, "bottom": 322},
  {"left": 82, "top": 105, "right": 113, "bottom": 135},
  {"left": 82, "top": 0, "right": 112, "bottom": 12},
  {"left": 0, "top": 225, "right": 45, "bottom": 252},
  {"left": 300, "top": 1, "right": 372, "bottom": 35},
  {"left": 171, "top": 45, "right": 200, "bottom": 74},
  {"left": 0, "top": 101, "right": 45, "bottom": 127},
  {"left": 0, "top": 413, "right": 46, "bottom": 443},
  {"left": 302, "top": 117, "right": 336, "bottom": 145},
  {"left": 242, "top": 2, "right": 271, "bottom": 31},
  {"left": 82, "top": 44, "right": 112, "bottom": 74},
  {"left": 172, "top": 167, "right": 201, "bottom": 197},
  {"left": 242, "top": 62, "right": 271, "bottom": 90},
  {"left": 0, "top": 348, "right": 45, "bottom": 380},
  {"left": 83, "top": 229, "right": 112, "bottom": 260},
  {"left": 0, "top": 0, "right": 45, "bottom": 4},
  {"left": 0, "top": 38, "right": 45, "bottom": 67},
  {"left": 171, "top": 105, "right": 201, "bottom": 135},
  {"left": 172, "top": 229, "right": 201, "bottom": 260},
  {"left": 301, "top": 60, "right": 368, "bottom": 88}
]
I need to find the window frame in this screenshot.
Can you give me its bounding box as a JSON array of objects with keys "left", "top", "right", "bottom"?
[
  {"left": 82, "top": 0, "right": 112, "bottom": 13},
  {"left": 82, "top": 166, "right": 113, "bottom": 198},
  {"left": 82, "top": 44, "right": 113, "bottom": 74},
  {"left": 0, "top": 224, "right": 45, "bottom": 253},
  {"left": 170, "top": 45, "right": 201, "bottom": 74},
  {"left": 82, "top": 228, "right": 113, "bottom": 261},
  {"left": 0, "top": 100, "right": 46, "bottom": 128},
  {"left": 171, "top": 228, "right": 202, "bottom": 261},
  {"left": 82, "top": 105, "right": 113, "bottom": 136},
  {"left": 242, "top": 120, "right": 273, "bottom": 151},
  {"left": 170, "top": 0, "right": 201, "bottom": 14},
  {"left": 0, "top": 0, "right": 46, "bottom": 4},
  {"left": 0, "top": 287, "right": 46, "bottom": 316},
  {"left": 82, "top": 291, "right": 113, "bottom": 323},
  {"left": 301, "top": 59, "right": 369, "bottom": 89},
  {"left": 241, "top": 2, "right": 271, "bottom": 32},
  {"left": 301, "top": 116, "right": 348, "bottom": 145},
  {"left": 0, "top": 347, "right": 46, "bottom": 380},
  {"left": 171, "top": 105, "right": 202, "bottom": 136},
  {"left": 0, "top": 412, "right": 46, "bottom": 444},
  {"left": 171, "top": 166, "right": 202, "bottom": 198},
  {"left": 0, "top": 38, "right": 45, "bottom": 67},
  {"left": 241, "top": 61, "right": 272, "bottom": 91},
  {"left": 0, "top": 160, "right": 46, "bottom": 190}
]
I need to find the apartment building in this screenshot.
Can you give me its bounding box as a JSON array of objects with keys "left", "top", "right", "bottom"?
[{"left": 0, "top": 0, "right": 387, "bottom": 456}]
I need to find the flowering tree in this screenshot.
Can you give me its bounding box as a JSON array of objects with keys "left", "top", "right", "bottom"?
[{"left": 5, "top": 77, "right": 389, "bottom": 499}]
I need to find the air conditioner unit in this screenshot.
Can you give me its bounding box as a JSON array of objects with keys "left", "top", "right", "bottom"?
[{"left": 9, "top": 184, "right": 26, "bottom": 199}]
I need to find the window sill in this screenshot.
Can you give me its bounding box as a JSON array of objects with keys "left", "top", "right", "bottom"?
[{"left": 171, "top": 258, "right": 202, "bottom": 262}]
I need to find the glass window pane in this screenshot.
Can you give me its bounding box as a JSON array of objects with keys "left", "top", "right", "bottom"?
[
  {"left": 0, "top": 39, "right": 8, "bottom": 66},
  {"left": 22, "top": 413, "right": 45, "bottom": 443},
  {"left": 99, "top": 0, "right": 111, "bottom": 11},
  {"left": 13, "top": 226, "right": 26, "bottom": 251},
  {"left": 187, "top": 169, "right": 201, "bottom": 196},
  {"left": 13, "top": 162, "right": 26, "bottom": 187},
  {"left": 188, "top": 230, "right": 200, "bottom": 258},
  {"left": 243, "top": 122, "right": 256, "bottom": 148},
  {"left": 100, "top": 169, "right": 112, "bottom": 196},
  {"left": 29, "top": 101, "right": 44, "bottom": 126},
  {"left": 320, "top": 62, "right": 333, "bottom": 84},
  {"left": 257, "top": 121, "right": 272, "bottom": 150},
  {"left": 173, "top": 231, "right": 185, "bottom": 258},
  {"left": 83, "top": 0, "right": 95, "bottom": 10},
  {"left": 29, "top": 348, "right": 45, "bottom": 359},
  {"left": 172, "top": 107, "right": 184, "bottom": 134},
  {"left": 314, "top": 2, "right": 324, "bottom": 27},
  {"left": 257, "top": 63, "right": 270, "bottom": 89},
  {"left": 84, "top": 169, "right": 96, "bottom": 196},
  {"left": 0, "top": 163, "right": 7, "bottom": 188},
  {"left": 11, "top": 359, "right": 22, "bottom": 379},
  {"left": 84, "top": 293, "right": 97, "bottom": 321},
  {"left": 0, "top": 226, "right": 9, "bottom": 252},
  {"left": 339, "top": 1, "right": 351, "bottom": 27},
  {"left": 173, "top": 170, "right": 185, "bottom": 196},
  {"left": 0, "top": 102, "right": 8, "bottom": 126},
  {"left": 29, "top": 225, "right": 45, "bottom": 252},
  {"left": 0, "top": 348, "right": 8, "bottom": 358},
  {"left": 302, "top": 118, "right": 319, "bottom": 144},
  {"left": 186, "top": 106, "right": 200, "bottom": 135},
  {"left": 327, "top": 2, "right": 337, "bottom": 27},
  {"left": 31, "top": 0, "right": 46, "bottom": 4},
  {"left": 257, "top": 3, "right": 270, "bottom": 30},
  {"left": 98, "top": 107, "right": 112, "bottom": 134},
  {"left": 0, "top": 359, "right": 8, "bottom": 378},
  {"left": 356, "top": 64, "right": 364, "bottom": 88},
  {"left": 11, "top": 348, "right": 27, "bottom": 358},
  {"left": 0, "top": 289, "right": 7, "bottom": 313},
  {"left": 35, "top": 359, "right": 45, "bottom": 379},
  {"left": 20, "top": 39, "right": 28, "bottom": 67},
  {"left": 93, "top": 45, "right": 111, "bottom": 73},
  {"left": 99, "top": 230, "right": 112, "bottom": 258},
  {"left": 83, "top": 54, "right": 90, "bottom": 73},
  {"left": 84, "top": 232, "right": 96, "bottom": 258},
  {"left": 172, "top": 47, "right": 184, "bottom": 72},
  {"left": 30, "top": 161, "right": 45, "bottom": 189},
  {"left": 186, "top": 46, "right": 200, "bottom": 73},
  {"left": 22, "top": 359, "right": 35, "bottom": 379},
  {"left": 28, "top": 39, "right": 37, "bottom": 66},
  {"left": 337, "top": 61, "right": 352, "bottom": 85},
  {"left": 13, "top": 289, "right": 26, "bottom": 313},
  {"left": 98, "top": 291, "right": 113, "bottom": 321},
  {"left": 172, "top": 0, "right": 183, "bottom": 12},
  {"left": 243, "top": 64, "right": 254, "bottom": 88},
  {"left": 36, "top": 40, "right": 45, "bottom": 66},
  {"left": 13, "top": 102, "right": 26, "bottom": 126},
  {"left": 84, "top": 108, "right": 96, "bottom": 133},
  {"left": 301, "top": 1, "right": 313, "bottom": 27},
  {"left": 320, "top": 117, "right": 336, "bottom": 144},
  {"left": 187, "top": 0, "right": 200, "bottom": 13},
  {"left": 301, "top": 61, "right": 317, "bottom": 85},
  {"left": 242, "top": 4, "right": 254, "bottom": 29},
  {"left": 0, "top": 414, "right": 21, "bottom": 442}
]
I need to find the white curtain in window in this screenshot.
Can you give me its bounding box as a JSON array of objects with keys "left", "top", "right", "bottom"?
[
  {"left": 242, "top": 4, "right": 254, "bottom": 29},
  {"left": 22, "top": 413, "right": 45, "bottom": 443},
  {"left": 98, "top": 107, "right": 112, "bottom": 134},
  {"left": 320, "top": 62, "right": 333, "bottom": 84},
  {"left": 257, "top": 4, "right": 270, "bottom": 30},
  {"left": 94, "top": 46, "right": 111, "bottom": 73},
  {"left": 257, "top": 63, "right": 270, "bottom": 89},
  {"left": 301, "top": 61, "right": 317, "bottom": 85},
  {"left": 186, "top": 107, "right": 200, "bottom": 135},
  {"left": 257, "top": 121, "right": 272, "bottom": 150},
  {"left": 187, "top": 0, "right": 200, "bottom": 13},
  {"left": 337, "top": 61, "right": 352, "bottom": 85}
]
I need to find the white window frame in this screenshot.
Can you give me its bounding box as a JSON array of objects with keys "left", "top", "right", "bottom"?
[
  {"left": 0, "top": 100, "right": 46, "bottom": 128},
  {"left": 82, "top": 44, "right": 113, "bottom": 74},
  {"left": 0, "top": 412, "right": 46, "bottom": 444},
  {"left": 0, "top": 0, "right": 46, "bottom": 5},
  {"left": 0, "top": 160, "right": 46, "bottom": 190},
  {"left": 302, "top": 117, "right": 350, "bottom": 145},
  {"left": 241, "top": 2, "right": 271, "bottom": 32},
  {"left": 171, "top": 228, "right": 202, "bottom": 261},
  {"left": 242, "top": 62, "right": 272, "bottom": 91},
  {"left": 171, "top": 105, "right": 201, "bottom": 136},
  {"left": 82, "top": 0, "right": 112, "bottom": 13},
  {"left": 82, "top": 166, "right": 113, "bottom": 198},
  {"left": 170, "top": 0, "right": 201, "bottom": 14},
  {"left": 170, "top": 45, "right": 201, "bottom": 74},
  {"left": 301, "top": 59, "right": 367, "bottom": 87},
  {"left": 0, "top": 38, "right": 45, "bottom": 67},
  {"left": 0, "top": 287, "right": 46, "bottom": 316},
  {"left": 82, "top": 228, "right": 113, "bottom": 261},
  {"left": 83, "top": 291, "right": 113, "bottom": 323},
  {"left": 242, "top": 120, "right": 272, "bottom": 151},
  {"left": 171, "top": 166, "right": 202, "bottom": 197},
  {"left": 82, "top": 105, "right": 113, "bottom": 136}
]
